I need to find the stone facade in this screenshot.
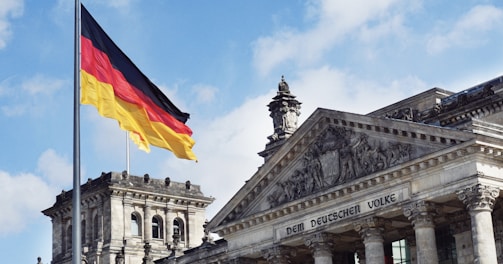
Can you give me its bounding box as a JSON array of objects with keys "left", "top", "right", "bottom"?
[
  {"left": 42, "top": 171, "right": 214, "bottom": 264},
  {"left": 161, "top": 75, "right": 503, "bottom": 263}
]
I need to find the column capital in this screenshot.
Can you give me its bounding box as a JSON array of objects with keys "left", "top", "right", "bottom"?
[
  {"left": 353, "top": 217, "right": 385, "bottom": 231},
  {"left": 304, "top": 232, "right": 334, "bottom": 258},
  {"left": 457, "top": 184, "right": 499, "bottom": 212},
  {"left": 353, "top": 217, "right": 384, "bottom": 243},
  {"left": 403, "top": 200, "right": 436, "bottom": 228},
  {"left": 261, "top": 245, "right": 295, "bottom": 264}
]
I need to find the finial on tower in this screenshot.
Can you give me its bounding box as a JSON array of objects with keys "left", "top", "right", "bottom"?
[{"left": 278, "top": 75, "right": 290, "bottom": 93}]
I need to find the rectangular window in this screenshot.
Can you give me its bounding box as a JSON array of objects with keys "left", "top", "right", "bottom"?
[{"left": 392, "top": 239, "right": 410, "bottom": 263}]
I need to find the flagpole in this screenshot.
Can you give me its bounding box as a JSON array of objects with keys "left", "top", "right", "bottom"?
[
  {"left": 72, "top": 0, "right": 82, "bottom": 264},
  {"left": 126, "top": 131, "right": 130, "bottom": 174}
]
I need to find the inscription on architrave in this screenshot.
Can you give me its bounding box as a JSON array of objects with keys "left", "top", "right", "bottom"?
[
  {"left": 268, "top": 126, "right": 417, "bottom": 207},
  {"left": 274, "top": 188, "right": 409, "bottom": 241}
]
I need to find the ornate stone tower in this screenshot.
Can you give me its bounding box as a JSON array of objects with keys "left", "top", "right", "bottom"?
[
  {"left": 42, "top": 171, "right": 214, "bottom": 264},
  {"left": 259, "top": 76, "right": 302, "bottom": 161}
]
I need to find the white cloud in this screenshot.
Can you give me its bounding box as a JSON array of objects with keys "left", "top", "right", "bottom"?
[
  {"left": 0, "top": 171, "right": 54, "bottom": 235},
  {"left": 157, "top": 82, "right": 192, "bottom": 113},
  {"left": 160, "top": 93, "right": 273, "bottom": 217},
  {"left": 83, "top": 106, "right": 127, "bottom": 158},
  {"left": 0, "top": 74, "right": 67, "bottom": 117},
  {"left": 357, "top": 14, "right": 407, "bottom": 44},
  {"left": 192, "top": 84, "right": 218, "bottom": 104},
  {"left": 0, "top": 0, "right": 23, "bottom": 49},
  {"left": 293, "top": 66, "right": 428, "bottom": 120},
  {"left": 427, "top": 5, "right": 503, "bottom": 54},
  {"left": 37, "top": 149, "right": 73, "bottom": 187},
  {"left": 0, "top": 148, "right": 73, "bottom": 236},
  {"left": 96, "top": 0, "right": 136, "bottom": 9},
  {"left": 1, "top": 104, "right": 25, "bottom": 117},
  {"left": 22, "top": 74, "right": 65, "bottom": 96},
  {"left": 252, "top": 0, "right": 402, "bottom": 76}
]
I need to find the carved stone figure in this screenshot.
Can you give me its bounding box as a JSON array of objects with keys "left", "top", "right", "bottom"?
[
  {"left": 386, "top": 107, "right": 419, "bottom": 121},
  {"left": 267, "top": 126, "right": 415, "bottom": 207}
]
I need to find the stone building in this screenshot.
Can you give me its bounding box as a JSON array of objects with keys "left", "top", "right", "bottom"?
[
  {"left": 159, "top": 75, "right": 503, "bottom": 264},
  {"left": 42, "top": 171, "right": 214, "bottom": 264}
]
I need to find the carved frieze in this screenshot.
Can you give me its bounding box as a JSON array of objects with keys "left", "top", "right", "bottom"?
[{"left": 268, "top": 126, "right": 414, "bottom": 207}]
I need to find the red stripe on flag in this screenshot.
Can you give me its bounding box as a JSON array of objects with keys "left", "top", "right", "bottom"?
[{"left": 81, "top": 36, "right": 192, "bottom": 136}]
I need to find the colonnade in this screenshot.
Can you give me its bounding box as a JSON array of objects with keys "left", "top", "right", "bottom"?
[{"left": 233, "top": 184, "right": 500, "bottom": 264}]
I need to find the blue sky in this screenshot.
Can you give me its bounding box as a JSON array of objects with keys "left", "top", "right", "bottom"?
[{"left": 0, "top": 0, "right": 502, "bottom": 263}]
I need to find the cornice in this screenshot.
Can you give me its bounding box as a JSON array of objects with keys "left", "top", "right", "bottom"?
[
  {"left": 110, "top": 186, "right": 214, "bottom": 208},
  {"left": 436, "top": 94, "right": 503, "bottom": 127}
]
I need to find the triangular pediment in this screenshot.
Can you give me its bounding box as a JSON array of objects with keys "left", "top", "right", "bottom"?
[{"left": 209, "top": 108, "right": 475, "bottom": 230}]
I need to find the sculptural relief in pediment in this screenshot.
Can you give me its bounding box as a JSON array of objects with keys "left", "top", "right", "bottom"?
[{"left": 267, "top": 126, "right": 434, "bottom": 208}]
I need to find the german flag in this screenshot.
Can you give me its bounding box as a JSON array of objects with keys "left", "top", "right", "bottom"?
[{"left": 80, "top": 5, "right": 196, "bottom": 160}]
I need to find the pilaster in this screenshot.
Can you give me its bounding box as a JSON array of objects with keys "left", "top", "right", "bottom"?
[{"left": 144, "top": 204, "right": 152, "bottom": 241}]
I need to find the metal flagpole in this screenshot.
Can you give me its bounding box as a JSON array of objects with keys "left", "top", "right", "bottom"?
[
  {"left": 126, "top": 131, "right": 130, "bottom": 174},
  {"left": 72, "top": 0, "right": 82, "bottom": 264}
]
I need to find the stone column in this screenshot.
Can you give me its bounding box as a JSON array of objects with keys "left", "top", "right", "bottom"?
[
  {"left": 354, "top": 217, "right": 385, "bottom": 264},
  {"left": 143, "top": 205, "right": 152, "bottom": 242},
  {"left": 261, "top": 245, "right": 295, "bottom": 264},
  {"left": 457, "top": 184, "right": 499, "bottom": 264},
  {"left": 164, "top": 208, "right": 171, "bottom": 245},
  {"left": 304, "top": 232, "right": 334, "bottom": 264},
  {"left": 403, "top": 200, "right": 438, "bottom": 264}
]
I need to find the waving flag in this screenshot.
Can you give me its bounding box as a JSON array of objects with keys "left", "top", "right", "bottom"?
[{"left": 80, "top": 5, "right": 196, "bottom": 160}]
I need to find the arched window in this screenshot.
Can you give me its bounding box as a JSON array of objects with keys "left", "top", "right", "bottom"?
[
  {"left": 152, "top": 215, "right": 163, "bottom": 239},
  {"left": 173, "top": 218, "right": 185, "bottom": 242},
  {"left": 131, "top": 212, "right": 142, "bottom": 236},
  {"left": 93, "top": 214, "right": 99, "bottom": 241}
]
